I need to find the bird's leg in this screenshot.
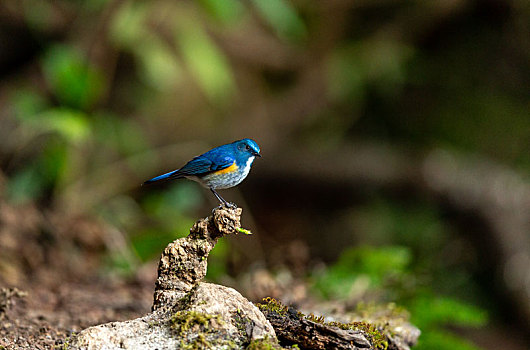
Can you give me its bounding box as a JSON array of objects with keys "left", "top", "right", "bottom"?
[
  {"left": 210, "top": 188, "right": 237, "bottom": 208},
  {"left": 210, "top": 188, "right": 227, "bottom": 204}
]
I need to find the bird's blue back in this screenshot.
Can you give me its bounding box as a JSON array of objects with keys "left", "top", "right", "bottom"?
[
  {"left": 144, "top": 139, "right": 260, "bottom": 184},
  {"left": 178, "top": 142, "right": 243, "bottom": 176}
]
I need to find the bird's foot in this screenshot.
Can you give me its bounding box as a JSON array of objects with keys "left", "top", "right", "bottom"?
[
  {"left": 211, "top": 202, "right": 238, "bottom": 213},
  {"left": 224, "top": 202, "right": 238, "bottom": 209}
]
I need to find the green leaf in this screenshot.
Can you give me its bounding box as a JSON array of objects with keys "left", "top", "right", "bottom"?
[
  {"left": 42, "top": 45, "right": 105, "bottom": 110},
  {"left": 326, "top": 46, "right": 364, "bottom": 103},
  {"left": 37, "top": 108, "right": 91, "bottom": 143},
  {"left": 327, "top": 40, "right": 413, "bottom": 101},
  {"left": 416, "top": 329, "right": 483, "bottom": 350},
  {"left": 5, "top": 139, "right": 69, "bottom": 204},
  {"left": 313, "top": 246, "right": 411, "bottom": 299},
  {"left": 337, "top": 246, "right": 412, "bottom": 279},
  {"left": 110, "top": 1, "right": 149, "bottom": 47},
  {"left": 93, "top": 113, "right": 148, "bottom": 157},
  {"left": 175, "top": 19, "right": 236, "bottom": 104},
  {"left": 410, "top": 295, "right": 488, "bottom": 328},
  {"left": 40, "top": 140, "right": 68, "bottom": 185},
  {"left": 21, "top": 0, "right": 55, "bottom": 32},
  {"left": 142, "top": 183, "right": 201, "bottom": 229},
  {"left": 11, "top": 90, "right": 49, "bottom": 121},
  {"left": 6, "top": 166, "right": 46, "bottom": 204},
  {"left": 251, "top": 0, "right": 307, "bottom": 41},
  {"left": 136, "top": 38, "right": 183, "bottom": 90},
  {"left": 131, "top": 228, "right": 179, "bottom": 262},
  {"left": 197, "top": 0, "right": 244, "bottom": 24}
]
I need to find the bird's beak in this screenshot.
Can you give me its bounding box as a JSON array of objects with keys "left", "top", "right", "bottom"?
[{"left": 255, "top": 152, "right": 262, "bottom": 158}]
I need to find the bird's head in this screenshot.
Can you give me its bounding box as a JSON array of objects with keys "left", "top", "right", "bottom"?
[{"left": 234, "top": 138, "right": 261, "bottom": 158}]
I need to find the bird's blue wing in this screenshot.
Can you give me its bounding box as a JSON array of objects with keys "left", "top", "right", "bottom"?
[
  {"left": 177, "top": 152, "right": 235, "bottom": 176},
  {"left": 143, "top": 144, "right": 235, "bottom": 185}
]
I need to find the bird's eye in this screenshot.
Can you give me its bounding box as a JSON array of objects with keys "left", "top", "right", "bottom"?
[{"left": 245, "top": 145, "right": 250, "bottom": 150}]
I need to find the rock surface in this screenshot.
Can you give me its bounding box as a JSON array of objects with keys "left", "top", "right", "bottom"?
[
  {"left": 71, "top": 283, "right": 275, "bottom": 350},
  {"left": 69, "top": 206, "right": 277, "bottom": 350}
]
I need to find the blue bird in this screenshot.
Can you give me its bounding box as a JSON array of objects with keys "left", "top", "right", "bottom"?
[{"left": 143, "top": 139, "right": 261, "bottom": 206}]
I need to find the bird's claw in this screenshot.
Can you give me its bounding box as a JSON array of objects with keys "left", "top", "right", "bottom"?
[
  {"left": 224, "top": 202, "right": 238, "bottom": 209},
  {"left": 211, "top": 202, "right": 238, "bottom": 213}
]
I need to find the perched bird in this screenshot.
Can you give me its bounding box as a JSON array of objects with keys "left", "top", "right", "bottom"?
[{"left": 143, "top": 139, "right": 261, "bottom": 206}]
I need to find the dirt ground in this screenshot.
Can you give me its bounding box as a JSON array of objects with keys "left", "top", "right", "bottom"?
[
  {"left": 0, "top": 279, "right": 153, "bottom": 349},
  {"left": 0, "top": 201, "right": 155, "bottom": 349}
]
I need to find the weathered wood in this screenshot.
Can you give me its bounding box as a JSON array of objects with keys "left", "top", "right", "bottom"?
[
  {"left": 260, "top": 306, "right": 371, "bottom": 350},
  {"left": 258, "top": 298, "right": 420, "bottom": 350}
]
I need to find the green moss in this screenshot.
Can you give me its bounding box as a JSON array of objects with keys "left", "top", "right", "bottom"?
[
  {"left": 233, "top": 309, "right": 249, "bottom": 338},
  {"left": 246, "top": 336, "right": 281, "bottom": 350},
  {"left": 53, "top": 334, "right": 73, "bottom": 350},
  {"left": 305, "top": 313, "right": 325, "bottom": 323},
  {"left": 256, "top": 297, "right": 288, "bottom": 316},
  {"left": 181, "top": 337, "right": 238, "bottom": 350},
  {"left": 328, "top": 321, "right": 388, "bottom": 349},
  {"left": 176, "top": 294, "right": 192, "bottom": 310},
  {"left": 147, "top": 320, "right": 159, "bottom": 328},
  {"left": 175, "top": 286, "right": 198, "bottom": 310},
  {"left": 170, "top": 310, "right": 223, "bottom": 337},
  {"left": 169, "top": 310, "right": 242, "bottom": 349},
  {"left": 305, "top": 312, "right": 388, "bottom": 349},
  {"left": 186, "top": 333, "right": 210, "bottom": 349}
]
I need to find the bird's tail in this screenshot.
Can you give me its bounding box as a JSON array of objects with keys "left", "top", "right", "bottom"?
[{"left": 143, "top": 169, "right": 183, "bottom": 185}]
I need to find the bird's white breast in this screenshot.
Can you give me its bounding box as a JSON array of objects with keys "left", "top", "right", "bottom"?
[
  {"left": 199, "top": 156, "right": 255, "bottom": 189},
  {"left": 240, "top": 156, "right": 255, "bottom": 179}
]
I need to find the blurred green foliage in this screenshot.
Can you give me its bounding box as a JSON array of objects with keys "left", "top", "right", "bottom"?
[
  {"left": 251, "top": 0, "right": 307, "bottom": 42},
  {"left": 314, "top": 246, "right": 412, "bottom": 300},
  {"left": 42, "top": 45, "right": 105, "bottom": 110},
  {"left": 175, "top": 18, "right": 236, "bottom": 104},
  {"left": 197, "top": 0, "right": 243, "bottom": 24},
  {"left": 313, "top": 245, "right": 487, "bottom": 350},
  {"left": 312, "top": 195, "right": 492, "bottom": 349}
]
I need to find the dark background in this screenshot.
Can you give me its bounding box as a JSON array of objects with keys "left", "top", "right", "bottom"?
[{"left": 0, "top": 1, "right": 529, "bottom": 349}]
